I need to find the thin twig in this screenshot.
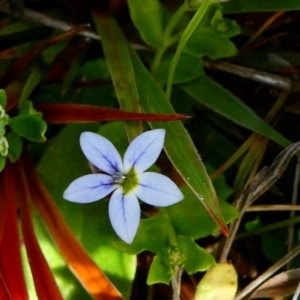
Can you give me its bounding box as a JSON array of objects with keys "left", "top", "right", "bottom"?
[
  {"left": 292, "top": 281, "right": 300, "bottom": 300},
  {"left": 287, "top": 158, "right": 300, "bottom": 254},
  {"left": 247, "top": 204, "right": 300, "bottom": 211},
  {"left": 234, "top": 243, "right": 300, "bottom": 300},
  {"left": 172, "top": 265, "right": 184, "bottom": 300},
  {"left": 203, "top": 59, "right": 294, "bottom": 91}
]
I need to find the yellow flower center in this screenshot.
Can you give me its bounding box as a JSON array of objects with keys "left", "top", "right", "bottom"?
[{"left": 113, "top": 169, "right": 139, "bottom": 195}]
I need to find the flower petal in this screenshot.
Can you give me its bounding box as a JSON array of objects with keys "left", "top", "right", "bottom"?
[
  {"left": 108, "top": 188, "right": 140, "bottom": 244},
  {"left": 123, "top": 129, "right": 165, "bottom": 174},
  {"left": 80, "top": 132, "right": 123, "bottom": 175},
  {"left": 134, "top": 172, "right": 184, "bottom": 206},
  {"left": 63, "top": 174, "right": 117, "bottom": 203}
]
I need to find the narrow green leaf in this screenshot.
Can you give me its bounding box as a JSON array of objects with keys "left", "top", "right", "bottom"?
[
  {"left": 93, "top": 12, "right": 142, "bottom": 141},
  {"left": 180, "top": 76, "right": 290, "bottom": 147},
  {"left": 0, "top": 156, "right": 5, "bottom": 172},
  {"left": 166, "top": 0, "right": 210, "bottom": 99},
  {"left": 0, "top": 20, "right": 38, "bottom": 36},
  {"left": 223, "top": 0, "right": 300, "bottom": 13},
  {"left": 0, "top": 90, "right": 7, "bottom": 108},
  {"left": 127, "top": 0, "right": 165, "bottom": 49},
  {"left": 9, "top": 115, "right": 47, "bottom": 142},
  {"left": 6, "top": 131, "right": 23, "bottom": 163},
  {"left": 19, "top": 65, "right": 43, "bottom": 105},
  {"left": 130, "top": 49, "right": 229, "bottom": 236}
]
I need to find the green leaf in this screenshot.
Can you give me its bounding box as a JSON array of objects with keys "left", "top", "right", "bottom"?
[
  {"left": 177, "top": 236, "right": 215, "bottom": 274},
  {"left": 156, "top": 52, "right": 204, "bottom": 83},
  {"left": 147, "top": 251, "right": 172, "bottom": 285},
  {"left": 180, "top": 76, "right": 290, "bottom": 147},
  {"left": 165, "top": 0, "right": 211, "bottom": 99},
  {"left": 37, "top": 124, "right": 136, "bottom": 299},
  {"left": 184, "top": 6, "right": 239, "bottom": 59},
  {"left": 0, "top": 90, "right": 7, "bottom": 108},
  {"left": 223, "top": 0, "right": 300, "bottom": 13},
  {"left": 114, "top": 213, "right": 170, "bottom": 255},
  {"left": 19, "top": 65, "right": 43, "bottom": 105},
  {"left": 167, "top": 186, "right": 239, "bottom": 239},
  {"left": 6, "top": 131, "right": 23, "bottom": 163},
  {"left": 0, "top": 20, "right": 38, "bottom": 36},
  {"left": 19, "top": 100, "right": 43, "bottom": 117},
  {"left": 261, "top": 233, "right": 286, "bottom": 262},
  {"left": 0, "top": 156, "right": 5, "bottom": 172},
  {"left": 245, "top": 215, "right": 261, "bottom": 232},
  {"left": 9, "top": 115, "right": 47, "bottom": 142},
  {"left": 127, "top": 0, "right": 165, "bottom": 49},
  {"left": 131, "top": 49, "right": 229, "bottom": 236},
  {"left": 93, "top": 12, "right": 142, "bottom": 141}
]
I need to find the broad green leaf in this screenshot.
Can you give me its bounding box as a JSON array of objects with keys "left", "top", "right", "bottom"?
[
  {"left": 180, "top": 76, "right": 290, "bottom": 147},
  {"left": 156, "top": 52, "right": 204, "bottom": 83},
  {"left": 184, "top": 6, "right": 239, "bottom": 59},
  {"left": 114, "top": 213, "right": 170, "bottom": 255},
  {"left": 0, "top": 90, "right": 7, "bottom": 108},
  {"left": 9, "top": 115, "right": 47, "bottom": 142},
  {"left": 195, "top": 262, "right": 238, "bottom": 300},
  {"left": 37, "top": 124, "right": 135, "bottom": 299},
  {"left": 147, "top": 251, "right": 172, "bottom": 285},
  {"left": 223, "top": 0, "right": 300, "bottom": 12},
  {"left": 19, "top": 100, "right": 43, "bottom": 117},
  {"left": 184, "top": 28, "right": 237, "bottom": 58},
  {"left": 177, "top": 236, "right": 215, "bottom": 274},
  {"left": 93, "top": 12, "right": 142, "bottom": 141},
  {"left": 167, "top": 186, "right": 238, "bottom": 239},
  {"left": 115, "top": 186, "right": 239, "bottom": 254},
  {"left": 127, "top": 0, "right": 165, "bottom": 49},
  {"left": 6, "top": 131, "right": 23, "bottom": 163},
  {"left": 130, "top": 49, "right": 229, "bottom": 235}
]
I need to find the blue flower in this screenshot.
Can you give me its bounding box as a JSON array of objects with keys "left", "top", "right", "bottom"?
[{"left": 63, "top": 129, "right": 184, "bottom": 244}]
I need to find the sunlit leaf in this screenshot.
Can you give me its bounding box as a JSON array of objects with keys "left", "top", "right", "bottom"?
[
  {"left": 36, "top": 124, "right": 136, "bottom": 299},
  {"left": 195, "top": 262, "right": 238, "bottom": 300},
  {"left": 177, "top": 236, "right": 215, "bottom": 274}
]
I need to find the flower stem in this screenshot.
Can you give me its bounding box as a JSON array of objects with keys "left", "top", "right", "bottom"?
[
  {"left": 165, "top": 0, "right": 211, "bottom": 100},
  {"left": 151, "top": 3, "right": 188, "bottom": 76}
]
